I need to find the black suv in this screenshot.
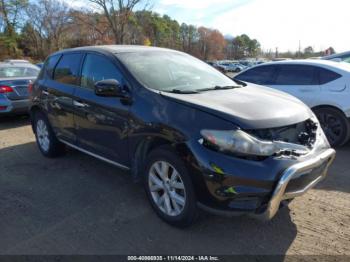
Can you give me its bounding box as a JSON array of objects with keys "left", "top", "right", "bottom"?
[{"left": 30, "top": 46, "right": 335, "bottom": 227}]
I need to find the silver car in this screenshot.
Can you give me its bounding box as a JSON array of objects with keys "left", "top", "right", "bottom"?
[
  {"left": 218, "top": 62, "right": 246, "bottom": 72},
  {"left": 0, "top": 62, "right": 40, "bottom": 115}
]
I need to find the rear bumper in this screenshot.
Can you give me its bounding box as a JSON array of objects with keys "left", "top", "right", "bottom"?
[
  {"left": 258, "top": 148, "right": 336, "bottom": 220},
  {"left": 0, "top": 97, "right": 29, "bottom": 114}
]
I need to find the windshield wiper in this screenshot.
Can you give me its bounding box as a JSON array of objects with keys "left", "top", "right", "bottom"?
[
  {"left": 164, "top": 85, "right": 240, "bottom": 94},
  {"left": 233, "top": 79, "right": 247, "bottom": 86},
  {"left": 167, "top": 89, "right": 199, "bottom": 94},
  {"left": 196, "top": 85, "right": 241, "bottom": 92}
]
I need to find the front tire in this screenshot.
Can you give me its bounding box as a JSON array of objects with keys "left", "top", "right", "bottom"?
[
  {"left": 144, "top": 147, "right": 198, "bottom": 227},
  {"left": 314, "top": 107, "right": 350, "bottom": 147},
  {"left": 34, "top": 112, "right": 65, "bottom": 157}
]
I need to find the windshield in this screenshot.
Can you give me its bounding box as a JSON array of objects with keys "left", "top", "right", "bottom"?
[
  {"left": 0, "top": 66, "right": 39, "bottom": 78},
  {"left": 117, "top": 51, "right": 237, "bottom": 92}
]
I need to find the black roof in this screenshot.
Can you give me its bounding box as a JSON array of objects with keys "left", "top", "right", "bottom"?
[{"left": 52, "top": 45, "right": 179, "bottom": 56}]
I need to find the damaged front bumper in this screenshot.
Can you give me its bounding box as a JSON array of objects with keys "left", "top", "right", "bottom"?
[
  {"left": 257, "top": 148, "right": 336, "bottom": 220},
  {"left": 188, "top": 138, "right": 336, "bottom": 220}
]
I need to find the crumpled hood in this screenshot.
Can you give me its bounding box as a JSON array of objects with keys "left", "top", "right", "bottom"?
[{"left": 160, "top": 84, "right": 313, "bottom": 129}]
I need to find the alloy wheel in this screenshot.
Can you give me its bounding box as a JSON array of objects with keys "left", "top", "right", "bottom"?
[
  {"left": 317, "top": 112, "right": 343, "bottom": 145},
  {"left": 36, "top": 119, "right": 50, "bottom": 152},
  {"left": 148, "top": 161, "right": 186, "bottom": 216}
]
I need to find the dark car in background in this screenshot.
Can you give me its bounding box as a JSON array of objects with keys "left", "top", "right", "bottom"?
[
  {"left": 322, "top": 50, "right": 350, "bottom": 63},
  {"left": 0, "top": 61, "right": 40, "bottom": 115},
  {"left": 30, "top": 46, "right": 335, "bottom": 227}
]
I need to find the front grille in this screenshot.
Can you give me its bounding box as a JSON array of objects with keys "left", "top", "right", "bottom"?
[{"left": 246, "top": 119, "right": 318, "bottom": 148}]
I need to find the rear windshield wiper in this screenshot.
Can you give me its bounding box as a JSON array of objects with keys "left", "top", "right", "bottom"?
[{"left": 196, "top": 85, "right": 241, "bottom": 92}]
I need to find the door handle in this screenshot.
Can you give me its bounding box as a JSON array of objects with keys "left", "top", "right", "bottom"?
[{"left": 73, "top": 100, "right": 88, "bottom": 108}]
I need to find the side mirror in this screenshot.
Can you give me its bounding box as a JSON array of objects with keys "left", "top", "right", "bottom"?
[{"left": 95, "top": 79, "right": 124, "bottom": 97}]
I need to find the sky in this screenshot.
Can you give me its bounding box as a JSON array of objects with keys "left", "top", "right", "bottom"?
[
  {"left": 68, "top": 0, "right": 350, "bottom": 53},
  {"left": 152, "top": 0, "right": 349, "bottom": 53}
]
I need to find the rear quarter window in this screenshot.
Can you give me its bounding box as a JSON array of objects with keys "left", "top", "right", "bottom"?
[
  {"left": 318, "top": 67, "right": 341, "bottom": 84},
  {"left": 40, "top": 54, "right": 61, "bottom": 80},
  {"left": 53, "top": 53, "right": 83, "bottom": 85}
]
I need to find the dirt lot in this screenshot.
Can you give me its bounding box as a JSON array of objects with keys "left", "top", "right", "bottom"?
[{"left": 0, "top": 115, "right": 349, "bottom": 255}]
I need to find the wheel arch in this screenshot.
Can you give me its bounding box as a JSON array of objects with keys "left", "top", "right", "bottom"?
[
  {"left": 312, "top": 104, "right": 350, "bottom": 146},
  {"left": 130, "top": 135, "right": 196, "bottom": 181},
  {"left": 29, "top": 105, "right": 43, "bottom": 133},
  {"left": 311, "top": 104, "right": 347, "bottom": 116}
]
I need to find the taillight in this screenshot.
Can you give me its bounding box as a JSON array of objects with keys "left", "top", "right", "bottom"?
[
  {"left": 0, "top": 85, "right": 14, "bottom": 93},
  {"left": 28, "top": 83, "right": 34, "bottom": 93}
]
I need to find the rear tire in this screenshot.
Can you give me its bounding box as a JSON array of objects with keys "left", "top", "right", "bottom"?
[
  {"left": 314, "top": 107, "right": 350, "bottom": 147},
  {"left": 144, "top": 146, "right": 198, "bottom": 227},
  {"left": 33, "top": 111, "right": 65, "bottom": 157}
]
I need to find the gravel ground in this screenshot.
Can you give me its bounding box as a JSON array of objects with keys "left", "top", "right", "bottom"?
[{"left": 0, "top": 115, "right": 349, "bottom": 255}]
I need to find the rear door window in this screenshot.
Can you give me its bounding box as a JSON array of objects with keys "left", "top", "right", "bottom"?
[
  {"left": 53, "top": 53, "right": 83, "bottom": 85},
  {"left": 317, "top": 67, "right": 341, "bottom": 84},
  {"left": 274, "top": 65, "right": 317, "bottom": 85},
  {"left": 235, "top": 65, "right": 276, "bottom": 85}
]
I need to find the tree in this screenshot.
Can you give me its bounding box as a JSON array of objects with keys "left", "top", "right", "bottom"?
[
  {"left": 1, "top": 0, "right": 264, "bottom": 62},
  {"left": 70, "top": 10, "right": 112, "bottom": 46},
  {"left": 300, "top": 46, "right": 315, "bottom": 58},
  {"left": 231, "top": 34, "right": 260, "bottom": 59},
  {"left": 22, "top": 0, "right": 72, "bottom": 58},
  {"left": 0, "top": 0, "right": 28, "bottom": 36},
  {"left": 198, "top": 27, "right": 225, "bottom": 60},
  {"left": 0, "top": 0, "right": 27, "bottom": 58},
  {"left": 179, "top": 23, "right": 198, "bottom": 55},
  {"left": 304, "top": 46, "right": 314, "bottom": 54},
  {"left": 87, "top": 0, "right": 145, "bottom": 44},
  {"left": 325, "top": 47, "right": 336, "bottom": 55}
]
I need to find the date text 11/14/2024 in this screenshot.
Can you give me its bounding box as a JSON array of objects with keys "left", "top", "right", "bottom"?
[{"left": 127, "top": 256, "right": 219, "bottom": 261}]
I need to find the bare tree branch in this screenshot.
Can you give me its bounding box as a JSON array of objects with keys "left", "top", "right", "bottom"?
[{"left": 87, "top": 0, "right": 145, "bottom": 44}]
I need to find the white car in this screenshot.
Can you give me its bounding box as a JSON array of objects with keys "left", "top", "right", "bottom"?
[
  {"left": 234, "top": 60, "right": 350, "bottom": 146},
  {"left": 3, "top": 59, "right": 31, "bottom": 64}
]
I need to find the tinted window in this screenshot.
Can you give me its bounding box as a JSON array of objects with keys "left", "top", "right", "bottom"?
[
  {"left": 274, "top": 65, "right": 317, "bottom": 85},
  {"left": 80, "top": 54, "right": 122, "bottom": 90},
  {"left": 42, "top": 54, "right": 61, "bottom": 79},
  {"left": 235, "top": 65, "right": 276, "bottom": 85},
  {"left": 53, "top": 53, "right": 82, "bottom": 85},
  {"left": 318, "top": 67, "right": 341, "bottom": 84}
]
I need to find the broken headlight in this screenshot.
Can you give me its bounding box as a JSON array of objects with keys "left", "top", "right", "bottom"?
[{"left": 200, "top": 129, "right": 311, "bottom": 157}]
